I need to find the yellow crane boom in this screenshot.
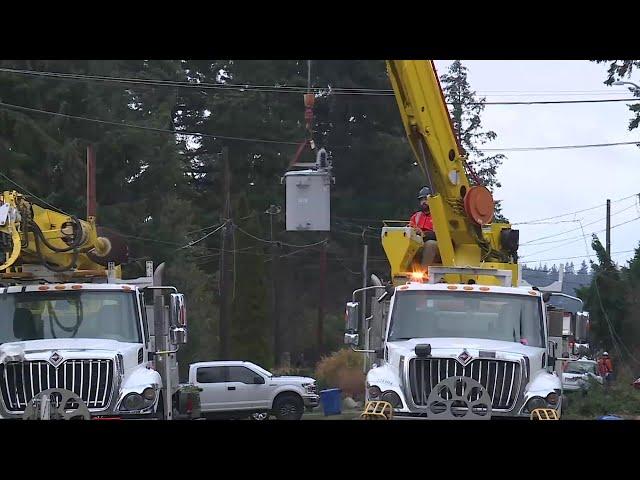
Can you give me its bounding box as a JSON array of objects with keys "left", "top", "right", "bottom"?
[{"left": 383, "top": 60, "right": 520, "bottom": 286}]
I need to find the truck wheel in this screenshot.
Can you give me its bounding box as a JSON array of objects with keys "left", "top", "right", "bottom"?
[{"left": 273, "top": 394, "right": 304, "bottom": 420}]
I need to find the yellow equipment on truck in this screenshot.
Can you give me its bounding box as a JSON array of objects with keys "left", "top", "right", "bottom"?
[
  {"left": 345, "top": 60, "right": 561, "bottom": 420},
  {"left": 383, "top": 60, "right": 520, "bottom": 286},
  {"left": 0, "top": 155, "right": 195, "bottom": 420}
]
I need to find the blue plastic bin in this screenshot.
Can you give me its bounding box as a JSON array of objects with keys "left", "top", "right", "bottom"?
[{"left": 319, "top": 388, "right": 342, "bottom": 416}]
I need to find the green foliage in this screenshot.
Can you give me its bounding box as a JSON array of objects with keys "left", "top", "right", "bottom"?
[
  {"left": 439, "top": 60, "right": 507, "bottom": 219},
  {"left": 564, "top": 370, "right": 640, "bottom": 419},
  {"left": 578, "top": 236, "right": 640, "bottom": 365},
  {"left": 594, "top": 60, "right": 640, "bottom": 131},
  {"left": 314, "top": 349, "right": 365, "bottom": 399}
]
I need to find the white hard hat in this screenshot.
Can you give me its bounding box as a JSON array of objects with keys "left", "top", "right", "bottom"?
[{"left": 603, "top": 351, "right": 609, "bottom": 356}]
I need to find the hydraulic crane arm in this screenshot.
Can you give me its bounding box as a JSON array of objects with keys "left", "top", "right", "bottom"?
[
  {"left": 383, "top": 60, "right": 520, "bottom": 286},
  {"left": 0, "top": 190, "right": 128, "bottom": 280}
]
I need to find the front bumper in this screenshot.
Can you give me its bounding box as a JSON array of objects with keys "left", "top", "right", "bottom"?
[{"left": 303, "top": 394, "right": 320, "bottom": 408}]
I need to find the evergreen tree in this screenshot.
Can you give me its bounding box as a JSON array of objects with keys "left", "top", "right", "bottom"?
[
  {"left": 439, "top": 60, "right": 507, "bottom": 220},
  {"left": 578, "top": 259, "right": 589, "bottom": 274},
  {"left": 595, "top": 60, "right": 640, "bottom": 131}
]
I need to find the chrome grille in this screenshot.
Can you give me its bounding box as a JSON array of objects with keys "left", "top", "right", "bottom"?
[
  {"left": 409, "top": 358, "right": 521, "bottom": 410},
  {"left": 0, "top": 359, "right": 114, "bottom": 412}
]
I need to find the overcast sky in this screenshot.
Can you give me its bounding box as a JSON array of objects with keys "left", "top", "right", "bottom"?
[{"left": 433, "top": 60, "right": 640, "bottom": 270}]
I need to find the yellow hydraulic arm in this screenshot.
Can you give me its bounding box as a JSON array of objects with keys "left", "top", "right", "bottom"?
[
  {"left": 0, "top": 190, "right": 127, "bottom": 278},
  {"left": 383, "top": 60, "right": 520, "bottom": 286}
]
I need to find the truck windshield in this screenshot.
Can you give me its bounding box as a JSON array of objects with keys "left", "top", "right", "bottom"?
[
  {"left": 0, "top": 291, "right": 141, "bottom": 343},
  {"left": 388, "top": 290, "right": 544, "bottom": 347}
]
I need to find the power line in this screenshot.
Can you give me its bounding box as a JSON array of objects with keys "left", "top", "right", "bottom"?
[
  {"left": 0, "top": 101, "right": 302, "bottom": 146},
  {"left": 1, "top": 67, "right": 639, "bottom": 105},
  {"left": 481, "top": 140, "right": 640, "bottom": 153},
  {"left": 234, "top": 225, "right": 329, "bottom": 249},
  {"left": 520, "top": 216, "right": 640, "bottom": 258},
  {"left": 2, "top": 98, "right": 639, "bottom": 154},
  {"left": 0, "top": 171, "right": 70, "bottom": 216},
  {"left": 520, "top": 201, "right": 639, "bottom": 246},
  {"left": 511, "top": 193, "right": 638, "bottom": 225},
  {"left": 177, "top": 223, "right": 225, "bottom": 249},
  {"left": 519, "top": 249, "right": 636, "bottom": 264}
]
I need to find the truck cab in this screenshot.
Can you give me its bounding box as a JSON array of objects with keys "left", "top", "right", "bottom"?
[
  {"left": 0, "top": 262, "right": 189, "bottom": 420},
  {"left": 345, "top": 268, "right": 562, "bottom": 419}
]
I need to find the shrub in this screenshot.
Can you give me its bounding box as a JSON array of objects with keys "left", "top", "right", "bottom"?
[
  {"left": 563, "top": 366, "right": 640, "bottom": 419},
  {"left": 314, "top": 349, "right": 365, "bottom": 400}
]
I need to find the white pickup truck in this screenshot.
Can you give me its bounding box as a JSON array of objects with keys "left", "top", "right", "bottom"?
[{"left": 187, "top": 361, "right": 319, "bottom": 420}]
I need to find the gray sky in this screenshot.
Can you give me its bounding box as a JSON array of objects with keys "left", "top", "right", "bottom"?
[{"left": 433, "top": 60, "right": 640, "bottom": 270}]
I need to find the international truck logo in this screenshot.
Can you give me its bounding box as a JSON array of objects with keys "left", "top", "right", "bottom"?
[
  {"left": 48, "top": 351, "right": 64, "bottom": 368},
  {"left": 456, "top": 349, "right": 472, "bottom": 366}
]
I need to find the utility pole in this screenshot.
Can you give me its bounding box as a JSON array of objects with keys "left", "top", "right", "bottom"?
[
  {"left": 86, "top": 145, "right": 96, "bottom": 219},
  {"left": 606, "top": 199, "right": 611, "bottom": 258},
  {"left": 218, "top": 146, "right": 232, "bottom": 360},
  {"left": 265, "top": 204, "right": 281, "bottom": 366},
  {"left": 317, "top": 239, "right": 327, "bottom": 359},
  {"left": 361, "top": 230, "right": 368, "bottom": 341}
]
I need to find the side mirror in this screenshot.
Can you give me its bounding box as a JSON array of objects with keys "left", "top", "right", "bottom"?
[
  {"left": 375, "top": 348, "right": 385, "bottom": 359},
  {"left": 377, "top": 284, "right": 396, "bottom": 303},
  {"left": 542, "top": 292, "right": 551, "bottom": 303},
  {"left": 170, "top": 293, "right": 187, "bottom": 327},
  {"left": 345, "top": 302, "right": 359, "bottom": 332},
  {"left": 344, "top": 332, "right": 359, "bottom": 346},
  {"left": 170, "top": 326, "right": 187, "bottom": 345},
  {"left": 547, "top": 355, "right": 557, "bottom": 368},
  {"left": 254, "top": 376, "right": 265, "bottom": 385}
]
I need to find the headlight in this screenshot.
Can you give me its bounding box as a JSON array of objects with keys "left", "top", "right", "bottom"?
[
  {"left": 121, "top": 393, "right": 145, "bottom": 411},
  {"left": 142, "top": 387, "right": 156, "bottom": 401},
  {"left": 302, "top": 383, "right": 317, "bottom": 394},
  {"left": 381, "top": 390, "right": 402, "bottom": 408},
  {"left": 121, "top": 389, "right": 157, "bottom": 412},
  {"left": 524, "top": 396, "right": 547, "bottom": 413},
  {"left": 368, "top": 385, "right": 382, "bottom": 398}
]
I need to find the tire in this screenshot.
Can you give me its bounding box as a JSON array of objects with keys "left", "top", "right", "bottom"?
[{"left": 272, "top": 394, "right": 304, "bottom": 420}]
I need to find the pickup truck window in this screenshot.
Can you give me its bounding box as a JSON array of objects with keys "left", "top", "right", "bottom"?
[
  {"left": 228, "top": 366, "right": 260, "bottom": 384},
  {"left": 196, "top": 366, "right": 227, "bottom": 383}
]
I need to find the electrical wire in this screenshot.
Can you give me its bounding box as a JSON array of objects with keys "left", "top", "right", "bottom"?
[
  {"left": 0, "top": 101, "right": 302, "bottom": 146},
  {"left": 1, "top": 67, "right": 638, "bottom": 104},
  {"left": 0, "top": 171, "right": 71, "bottom": 216},
  {"left": 235, "top": 225, "right": 329, "bottom": 249},
  {"left": 511, "top": 193, "right": 638, "bottom": 225}
]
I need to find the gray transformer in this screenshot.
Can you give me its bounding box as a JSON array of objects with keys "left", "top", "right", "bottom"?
[{"left": 283, "top": 169, "right": 331, "bottom": 231}]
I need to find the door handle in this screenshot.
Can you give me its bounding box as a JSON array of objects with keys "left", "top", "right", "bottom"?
[{"left": 227, "top": 386, "right": 236, "bottom": 391}]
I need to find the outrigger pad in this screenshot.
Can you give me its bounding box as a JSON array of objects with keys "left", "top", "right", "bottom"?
[
  {"left": 360, "top": 401, "right": 394, "bottom": 420},
  {"left": 529, "top": 408, "right": 559, "bottom": 420}
]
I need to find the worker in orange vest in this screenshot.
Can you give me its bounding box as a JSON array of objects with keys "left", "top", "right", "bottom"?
[
  {"left": 409, "top": 187, "right": 441, "bottom": 267},
  {"left": 597, "top": 352, "right": 614, "bottom": 384}
]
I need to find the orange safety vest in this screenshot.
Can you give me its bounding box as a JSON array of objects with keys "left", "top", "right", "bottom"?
[
  {"left": 409, "top": 211, "right": 434, "bottom": 232},
  {"left": 598, "top": 358, "right": 613, "bottom": 375}
]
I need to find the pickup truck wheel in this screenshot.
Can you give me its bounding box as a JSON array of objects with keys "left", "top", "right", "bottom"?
[{"left": 273, "top": 394, "right": 304, "bottom": 420}]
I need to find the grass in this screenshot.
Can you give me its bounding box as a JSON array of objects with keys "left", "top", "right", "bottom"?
[{"left": 562, "top": 368, "right": 640, "bottom": 420}]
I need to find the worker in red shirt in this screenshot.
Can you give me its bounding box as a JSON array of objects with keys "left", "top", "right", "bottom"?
[
  {"left": 409, "top": 187, "right": 441, "bottom": 267},
  {"left": 597, "top": 352, "right": 614, "bottom": 385}
]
